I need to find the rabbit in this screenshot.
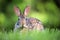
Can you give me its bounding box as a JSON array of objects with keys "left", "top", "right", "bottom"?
[{"left": 14, "top": 5, "right": 44, "bottom": 32}]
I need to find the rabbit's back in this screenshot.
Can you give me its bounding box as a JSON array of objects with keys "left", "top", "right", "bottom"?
[{"left": 24, "top": 17, "right": 44, "bottom": 31}]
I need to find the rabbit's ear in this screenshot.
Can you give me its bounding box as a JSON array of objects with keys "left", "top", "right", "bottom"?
[
  {"left": 14, "top": 6, "right": 21, "bottom": 16},
  {"left": 24, "top": 6, "right": 30, "bottom": 16}
]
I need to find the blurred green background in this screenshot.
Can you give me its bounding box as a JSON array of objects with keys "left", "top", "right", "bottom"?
[
  {"left": 0, "top": 0, "right": 60, "bottom": 32},
  {"left": 0, "top": 0, "right": 60, "bottom": 40}
]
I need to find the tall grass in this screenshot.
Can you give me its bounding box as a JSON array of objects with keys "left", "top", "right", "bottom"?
[{"left": 0, "top": 29, "right": 60, "bottom": 40}]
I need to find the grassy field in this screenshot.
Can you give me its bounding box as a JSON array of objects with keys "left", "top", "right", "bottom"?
[{"left": 0, "top": 29, "right": 60, "bottom": 40}]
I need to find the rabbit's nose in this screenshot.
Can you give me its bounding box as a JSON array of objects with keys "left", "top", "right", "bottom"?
[
  {"left": 21, "top": 19, "right": 24, "bottom": 25},
  {"left": 22, "top": 19, "right": 26, "bottom": 25}
]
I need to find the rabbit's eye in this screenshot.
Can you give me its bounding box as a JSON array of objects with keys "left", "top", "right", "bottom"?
[
  {"left": 26, "top": 18, "right": 28, "bottom": 20},
  {"left": 17, "top": 20, "right": 20, "bottom": 25},
  {"left": 17, "top": 22, "right": 19, "bottom": 25}
]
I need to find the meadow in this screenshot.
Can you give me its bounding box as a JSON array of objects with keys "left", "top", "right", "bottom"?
[{"left": 0, "top": 29, "right": 60, "bottom": 40}]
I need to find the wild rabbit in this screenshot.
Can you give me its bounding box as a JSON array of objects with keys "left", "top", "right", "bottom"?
[{"left": 14, "top": 6, "right": 44, "bottom": 32}]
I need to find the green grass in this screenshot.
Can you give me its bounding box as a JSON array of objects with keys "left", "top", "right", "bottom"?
[{"left": 0, "top": 29, "right": 60, "bottom": 40}]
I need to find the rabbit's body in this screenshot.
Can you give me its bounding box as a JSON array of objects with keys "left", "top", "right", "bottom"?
[
  {"left": 14, "top": 17, "right": 44, "bottom": 31},
  {"left": 14, "top": 6, "right": 44, "bottom": 32},
  {"left": 24, "top": 17, "right": 44, "bottom": 30}
]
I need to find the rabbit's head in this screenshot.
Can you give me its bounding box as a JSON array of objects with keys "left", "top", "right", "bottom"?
[{"left": 14, "top": 6, "right": 30, "bottom": 25}]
